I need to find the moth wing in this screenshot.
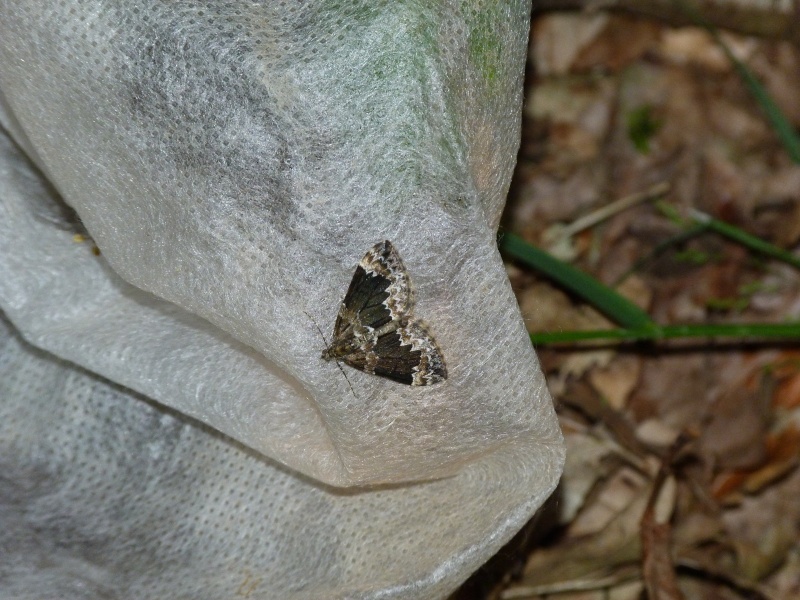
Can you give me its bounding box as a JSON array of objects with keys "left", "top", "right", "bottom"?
[
  {"left": 333, "top": 240, "right": 411, "bottom": 337},
  {"left": 372, "top": 321, "right": 447, "bottom": 386}
]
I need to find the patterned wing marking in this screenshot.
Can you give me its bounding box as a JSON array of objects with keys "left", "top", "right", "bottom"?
[{"left": 322, "top": 241, "right": 447, "bottom": 386}]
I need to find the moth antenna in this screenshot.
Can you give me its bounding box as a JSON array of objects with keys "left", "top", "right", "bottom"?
[{"left": 304, "top": 310, "right": 358, "bottom": 399}]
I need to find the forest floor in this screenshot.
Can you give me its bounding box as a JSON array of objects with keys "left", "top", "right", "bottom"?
[{"left": 456, "top": 8, "right": 800, "bottom": 600}]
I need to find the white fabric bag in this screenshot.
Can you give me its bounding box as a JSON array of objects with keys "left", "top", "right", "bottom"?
[{"left": 0, "top": 1, "right": 564, "bottom": 597}]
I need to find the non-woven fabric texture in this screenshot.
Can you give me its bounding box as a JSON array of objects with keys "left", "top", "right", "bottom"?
[
  {"left": 0, "top": 316, "right": 563, "bottom": 599},
  {"left": 0, "top": 1, "right": 564, "bottom": 597}
]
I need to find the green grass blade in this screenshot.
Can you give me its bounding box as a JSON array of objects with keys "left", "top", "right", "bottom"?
[
  {"left": 689, "top": 210, "right": 800, "bottom": 269},
  {"left": 677, "top": 0, "right": 800, "bottom": 163},
  {"left": 720, "top": 42, "right": 800, "bottom": 164},
  {"left": 500, "top": 233, "right": 655, "bottom": 330},
  {"left": 531, "top": 322, "right": 800, "bottom": 345}
]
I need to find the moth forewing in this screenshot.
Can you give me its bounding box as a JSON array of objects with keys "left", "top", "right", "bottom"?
[{"left": 321, "top": 240, "right": 446, "bottom": 386}]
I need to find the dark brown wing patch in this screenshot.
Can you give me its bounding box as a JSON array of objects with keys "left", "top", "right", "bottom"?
[{"left": 321, "top": 241, "right": 447, "bottom": 386}]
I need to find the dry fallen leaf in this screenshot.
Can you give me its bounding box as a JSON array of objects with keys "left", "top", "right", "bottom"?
[{"left": 473, "top": 9, "right": 800, "bottom": 600}]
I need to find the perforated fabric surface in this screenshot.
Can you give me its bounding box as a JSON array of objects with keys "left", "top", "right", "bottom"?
[
  {"left": 0, "top": 316, "right": 563, "bottom": 599},
  {"left": 0, "top": 1, "right": 564, "bottom": 597}
]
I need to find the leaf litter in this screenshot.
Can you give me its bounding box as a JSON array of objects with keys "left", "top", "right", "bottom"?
[{"left": 455, "top": 7, "right": 800, "bottom": 600}]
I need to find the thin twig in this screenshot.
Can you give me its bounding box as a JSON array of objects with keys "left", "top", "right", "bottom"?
[{"left": 556, "top": 182, "right": 670, "bottom": 240}]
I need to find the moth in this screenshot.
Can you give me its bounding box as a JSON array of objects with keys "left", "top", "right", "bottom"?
[{"left": 321, "top": 240, "right": 447, "bottom": 386}]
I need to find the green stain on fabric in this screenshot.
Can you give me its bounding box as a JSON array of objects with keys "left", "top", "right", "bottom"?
[{"left": 467, "top": 8, "right": 503, "bottom": 86}]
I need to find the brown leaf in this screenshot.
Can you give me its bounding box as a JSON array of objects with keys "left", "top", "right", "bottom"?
[
  {"left": 572, "top": 16, "right": 663, "bottom": 73},
  {"left": 559, "top": 430, "right": 621, "bottom": 524},
  {"left": 530, "top": 13, "right": 610, "bottom": 76},
  {"left": 701, "top": 363, "right": 772, "bottom": 471},
  {"left": 521, "top": 476, "right": 649, "bottom": 587},
  {"left": 772, "top": 352, "right": 800, "bottom": 411},
  {"left": 627, "top": 353, "right": 715, "bottom": 430},
  {"left": 642, "top": 471, "right": 684, "bottom": 599},
  {"left": 562, "top": 379, "right": 650, "bottom": 458},
  {"left": 642, "top": 520, "right": 685, "bottom": 600},
  {"left": 589, "top": 355, "right": 641, "bottom": 411},
  {"left": 713, "top": 426, "right": 800, "bottom": 500}
]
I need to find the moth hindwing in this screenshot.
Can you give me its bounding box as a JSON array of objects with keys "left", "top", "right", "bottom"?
[{"left": 321, "top": 240, "right": 447, "bottom": 386}]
